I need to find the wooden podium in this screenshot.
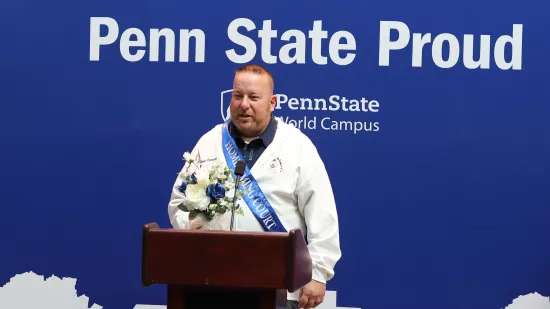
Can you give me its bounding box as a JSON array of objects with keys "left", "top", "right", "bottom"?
[{"left": 141, "top": 223, "right": 312, "bottom": 309}]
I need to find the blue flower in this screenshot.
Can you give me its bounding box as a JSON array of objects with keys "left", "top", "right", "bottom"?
[
  {"left": 178, "top": 180, "right": 188, "bottom": 193},
  {"left": 190, "top": 173, "right": 197, "bottom": 184},
  {"left": 207, "top": 182, "right": 226, "bottom": 201}
]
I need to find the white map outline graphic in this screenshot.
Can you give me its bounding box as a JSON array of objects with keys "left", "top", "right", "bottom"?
[
  {"left": 0, "top": 271, "right": 102, "bottom": 309},
  {"left": 1, "top": 271, "right": 549, "bottom": 309}
]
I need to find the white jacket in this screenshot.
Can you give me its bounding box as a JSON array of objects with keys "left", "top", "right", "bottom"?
[{"left": 168, "top": 117, "right": 341, "bottom": 301}]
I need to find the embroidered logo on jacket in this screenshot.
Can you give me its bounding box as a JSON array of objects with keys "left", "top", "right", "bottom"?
[{"left": 268, "top": 156, "right": 283, "bottom": 173}]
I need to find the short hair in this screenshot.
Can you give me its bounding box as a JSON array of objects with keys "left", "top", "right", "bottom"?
[{"left": 235, "top": 64, "right": 274, "bottom": 91}]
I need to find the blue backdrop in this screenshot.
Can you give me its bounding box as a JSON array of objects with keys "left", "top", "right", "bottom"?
[{"left": 1, "top": 0, "right": 549, "bottom": 308}]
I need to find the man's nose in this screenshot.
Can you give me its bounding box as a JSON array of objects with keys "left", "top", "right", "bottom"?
[{"left": 239, "top": 97, "right": 251, "bottom": 109}]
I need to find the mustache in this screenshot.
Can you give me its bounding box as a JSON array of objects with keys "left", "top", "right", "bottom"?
[{"left": 234, "top": 112, "right": 253, "bottom": 117}]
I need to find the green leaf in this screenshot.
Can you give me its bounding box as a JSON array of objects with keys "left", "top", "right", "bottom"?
[
  {"left": 177, "top": 203, "right": 189, "bottom": 212},
  {"left": 189, "top": 210, "right": 199, "bottom": 220}
]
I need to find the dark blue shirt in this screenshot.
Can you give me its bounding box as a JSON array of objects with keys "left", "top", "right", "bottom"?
[{"left": 229, "top": 116, "right": 277, "bottom": 169}]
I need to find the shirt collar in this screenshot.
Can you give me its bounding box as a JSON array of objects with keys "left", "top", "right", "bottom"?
[{"left": 229, "top": 115, "right": 277, "bottom": 147}]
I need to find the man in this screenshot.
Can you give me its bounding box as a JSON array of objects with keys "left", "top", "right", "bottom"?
[{"left": 168, "top": 64, "right": 341, "bottom": 309}]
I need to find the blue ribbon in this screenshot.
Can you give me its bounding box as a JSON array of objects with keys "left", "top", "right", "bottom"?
[{"left": 221, "top": 121, "right": 287, "bottom": 233}]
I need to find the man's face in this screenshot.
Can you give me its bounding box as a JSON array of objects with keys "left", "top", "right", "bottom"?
[{"left": 230, "top": 72, "right": 276, "bottom": 137}]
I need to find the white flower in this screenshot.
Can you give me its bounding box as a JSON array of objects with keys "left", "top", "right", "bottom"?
[
  {"left": 207, "top": 164, "right": 221, "bottom": 177},
  {"left": 183, "top": 152, "right": 194, "bottom": 162},
  {"left": 225, "top": 178, "right": 235, "bottom": 189},
  {"left": 184, "top": 184, "right": 210, "bottom": 211},
  {"left": 195, "top": 169, "right": 210, "bottom": 188},
  {"left": 216, "top": 165, "right": 228, "bottom": 180}
]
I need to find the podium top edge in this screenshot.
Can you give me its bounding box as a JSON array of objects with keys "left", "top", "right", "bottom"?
[
  {"left": 147, "top": 228, "right": 290, "bottom": 236},
  {"left": 143, "top": 223, "right": 301, "bottom": 237}
]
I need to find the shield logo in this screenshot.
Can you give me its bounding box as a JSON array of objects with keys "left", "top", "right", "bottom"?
[{"left": 220, "top": 89, "right": 233, "bottom": 121}]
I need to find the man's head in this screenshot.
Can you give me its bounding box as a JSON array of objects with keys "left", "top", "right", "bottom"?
[{"left": 230, "top": 64, "right": 276, "bottom": 137}]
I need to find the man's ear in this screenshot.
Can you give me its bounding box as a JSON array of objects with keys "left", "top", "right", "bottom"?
[{"left": 270, "top": 94, "right": 277, "bottom": 112}]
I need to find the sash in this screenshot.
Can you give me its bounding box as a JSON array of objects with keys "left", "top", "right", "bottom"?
[{"left": 221, "top": 121, "right": 287, "bottom": 233}]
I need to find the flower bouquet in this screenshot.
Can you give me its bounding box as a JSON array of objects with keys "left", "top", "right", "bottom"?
[{"left": 176, "top": 152, "right": 245, "bottom": 229}]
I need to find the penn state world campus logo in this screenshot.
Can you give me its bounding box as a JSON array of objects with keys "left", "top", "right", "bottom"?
[{"left": 220, "top": 88, "right": 380, "bottom": 134}]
